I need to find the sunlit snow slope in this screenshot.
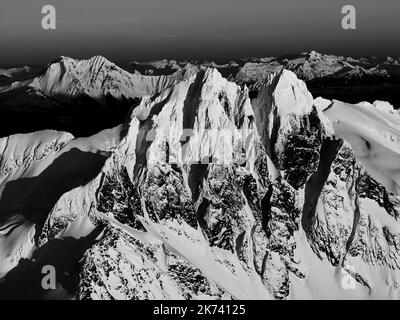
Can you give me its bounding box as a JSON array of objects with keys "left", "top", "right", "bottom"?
[{"left": 324, "top": 100, "right": 400, "bottom": 193}]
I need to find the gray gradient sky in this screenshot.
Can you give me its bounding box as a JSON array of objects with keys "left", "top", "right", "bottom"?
[{"left": 1, "top": 0, "right": 400, "bottom": 66}]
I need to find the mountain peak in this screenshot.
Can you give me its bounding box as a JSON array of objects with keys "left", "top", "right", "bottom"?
[
  {"left": 30, "top": 55, "right": 198, "bottom": 101},
  {"left": 306, "top": 50, "right": 323, "bottom": 60},
  {"left": 271, "top": 69, "right": 314, "bottom": 116}
]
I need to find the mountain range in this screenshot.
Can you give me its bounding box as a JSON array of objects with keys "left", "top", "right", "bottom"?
[{"left": 1, "top": 52, "right": 400, "bottom": 299}]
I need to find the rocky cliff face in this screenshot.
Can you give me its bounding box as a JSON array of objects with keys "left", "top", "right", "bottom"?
[{"left": 1, "top": 66, "right": 400, "bottom": 299}]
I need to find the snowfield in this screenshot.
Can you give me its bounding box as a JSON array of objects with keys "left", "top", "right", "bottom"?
[{"left": 324, "top": 100, "right": 400, "bottom": 193}]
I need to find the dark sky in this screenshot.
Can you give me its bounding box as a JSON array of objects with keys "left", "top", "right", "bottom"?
[{"left": 1, "top": 0, "right": 400, "bottom": 66}]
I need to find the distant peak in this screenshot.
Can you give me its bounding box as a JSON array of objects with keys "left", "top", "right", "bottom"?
[
  {"left": 268, "top": 69, "right": 314, "bottom": 116},
  {"left": 306, "top": 50, "right": 323, "bottom": 60}
]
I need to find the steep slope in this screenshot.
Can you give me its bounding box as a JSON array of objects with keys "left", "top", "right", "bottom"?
[{"left": 0, "top": 126, "right": 120, "bottom": 280}]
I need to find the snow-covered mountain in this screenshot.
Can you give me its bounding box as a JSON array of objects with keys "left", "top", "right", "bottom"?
[
  {"left": 233, "top": 51, "right": 400, "bottom": 109},
  {"left": 236, "top": 51, "right": 394, "bottom": 83},
  {"left": 1, "top": 51, "right": 399, "bottom": 138},
  {"left": 0, "top": 56, "right": 199, "bottom": 138},
  {"left": 30, "top": 55, "right": 198, "bottom": 102},
  {"left": 127, "top": 51, "right": 400, "bottom": 85},
  {"left": 1, "top": 56, "right": 400, "bottom": 299}
]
